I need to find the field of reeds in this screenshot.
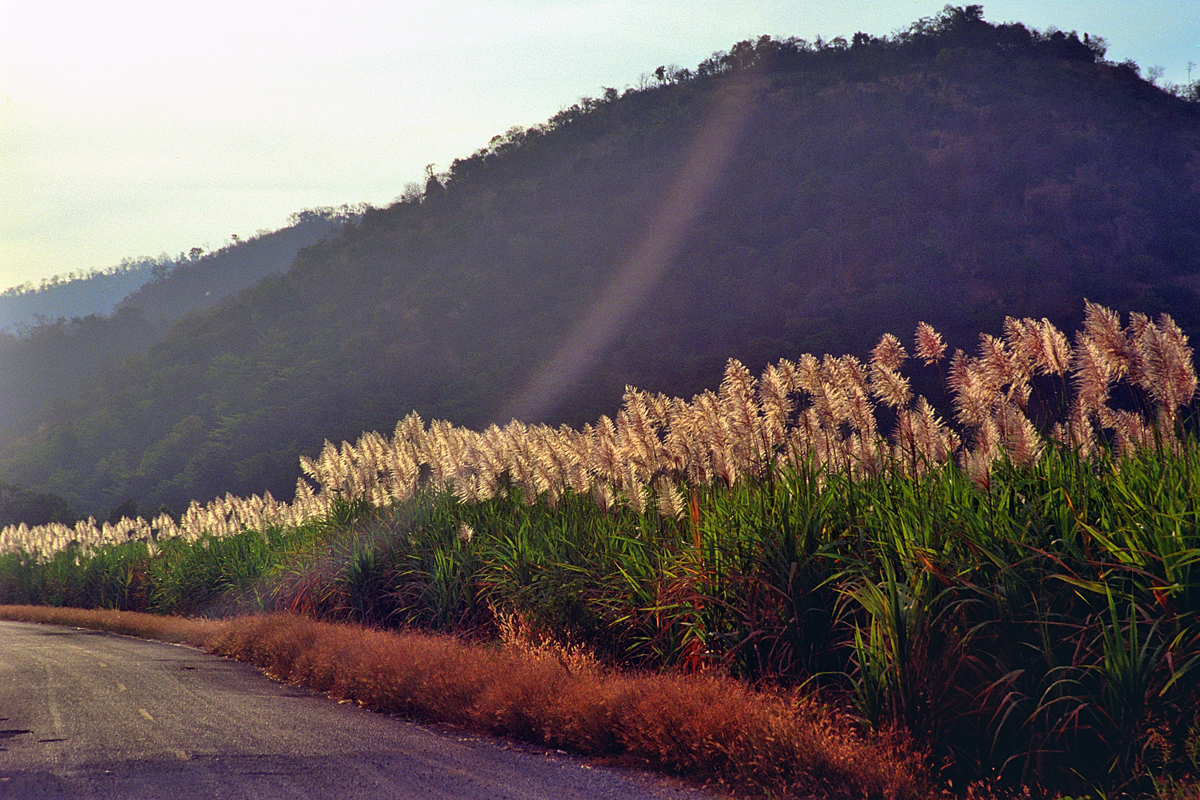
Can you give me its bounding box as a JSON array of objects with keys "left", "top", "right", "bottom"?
[{"left": 1, "top": 301, "right": 1198, "bottom": 798}]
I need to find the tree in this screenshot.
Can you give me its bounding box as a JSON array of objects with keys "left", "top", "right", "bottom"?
[
  {"left": 424, "top": 163, "right": 447, "bottom": 202},
  {"left": 0, "top": 482, "right": 74, "bottom": 527}
]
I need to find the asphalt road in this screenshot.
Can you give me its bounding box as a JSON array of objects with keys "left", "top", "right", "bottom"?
[{"left": 0, "top": 620, "right": 713, "bottom": 799}]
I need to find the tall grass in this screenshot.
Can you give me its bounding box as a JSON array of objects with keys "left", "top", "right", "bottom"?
[
  {"left": 0, "top": 602, "right": 925, "bottom": 799},
  {"left": 2, "top": 302, "right": 1198, "bottom": 797}
]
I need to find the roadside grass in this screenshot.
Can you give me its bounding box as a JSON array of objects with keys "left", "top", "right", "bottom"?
[
  {"left": 0, "top": 603, "right": 221, "bottom": 646},
  {"left": 0, "top": 518, "right": 342, "bottom": 618},
  {"left": 0, "top": 603, "right": 925, "bottom": 799}
]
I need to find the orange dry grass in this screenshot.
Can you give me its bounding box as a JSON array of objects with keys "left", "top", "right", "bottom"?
[
  {"left": 0, "top": 605, "right": 926, "bottom": 798},
  {"left": 205, "top": 613, "right": 925, "bottom": 799},
  {"left": 0, "top": 603, "right": 227, "bottom": 646}
]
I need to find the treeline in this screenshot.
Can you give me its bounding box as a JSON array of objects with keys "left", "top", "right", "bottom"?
[
  {"left": 0, "top": 5, "right": 1197, "bottom": 521},
  {"left": 444, "top": 2, "right": 1190, "bottom": 185}
]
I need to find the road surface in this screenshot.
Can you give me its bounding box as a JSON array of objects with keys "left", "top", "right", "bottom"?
[{"left": 0, "top": 620, "right": 712, "bottom": 799}]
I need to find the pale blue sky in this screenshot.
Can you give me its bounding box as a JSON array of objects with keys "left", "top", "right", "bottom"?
[{"left": 1, "top": 1, "right": 1196, "bottom": 292}]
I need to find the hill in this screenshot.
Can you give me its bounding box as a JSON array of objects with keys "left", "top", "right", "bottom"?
[
  {"left": 0, "top": 208, "right": 354, "bottom": 431},
  {"left": 1, "top": 5, "right": 1197, "bottom": 519},
  {"left": 0, "top": 260, "right": 160, "bottom": 334},
  {"left": 113, "top": 207, "right": 358, "bottom": 325}
]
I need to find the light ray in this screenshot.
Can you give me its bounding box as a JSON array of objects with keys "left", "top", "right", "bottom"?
[{"left": 500, "top": 72, "right": 762, "bottom": 422}]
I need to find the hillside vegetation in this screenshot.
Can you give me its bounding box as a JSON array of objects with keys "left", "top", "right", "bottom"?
[
  {"left": 0, "top": 5, "right": 1197, "bottom": 521},
  {"left": 0, "top": 260, "right": 159, "bottom": 334},
  {"left": 0, "top": 209, "right": 353, "bottom": 436}
]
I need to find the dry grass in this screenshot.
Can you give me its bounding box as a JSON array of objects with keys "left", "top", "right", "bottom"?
[
  {"left": 206, "top": 613, "right": 928, "bottom": 798},
  {"left": 0, "top": 603, "right": 226, "bottom": 646},
  {"left": 0, "top": 604, "right": 927, "bottom": 799}
]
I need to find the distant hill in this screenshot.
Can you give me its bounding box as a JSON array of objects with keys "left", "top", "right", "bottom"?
[
  {"left": 114, "top": 208, "right": 358, "bottom": 325},
  {"left": 0, "top": 260, "right": 161, "bottom": 334},
  {"left": 0, "top": 208, "right": 352, "bottom": 332},
  {"left": 1, "top": 5, "right": 1197, "bottom": 520},
  {"left": 0, "top": 208, "right": 355, "bottom": 430}
]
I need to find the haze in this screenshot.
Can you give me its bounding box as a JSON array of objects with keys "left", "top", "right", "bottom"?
[{"left": 2, "top": 0, "right": 1196, "bottom": 293}]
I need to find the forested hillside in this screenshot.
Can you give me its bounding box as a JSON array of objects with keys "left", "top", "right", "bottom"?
[
  {"left": 2, "top": 5, "right": 1197, "bottom": 520},
  {"left": 0, "top": 208, "right": 354, "bottom": 431},
  {"left": 0, "top": 260, "right": 158, "bottom": 333},
  {"left": 114, "top": 207, "right": 357, "bottom": 325}
]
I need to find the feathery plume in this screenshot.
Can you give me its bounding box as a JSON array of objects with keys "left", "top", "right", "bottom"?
[
  {"left": 654, "top": 476, "right": 686, "bottom": 520},
  {"left": 962, "top": 447, "right": 995, "bottom": 491},
  {"left": 922, "top": 397, "right": 959, "bottom": 464},
  {"left": 1072, "top": 336, "right": 1115, "bottom": 417},
  {"left": 870, "top": 364, "right": 912, "bottom": 409},
  {"left": 978, "top": 333, "right": 1015, "bottom": 391},
  {"left": 1101, "top": 407, "right": 1155, "bottom": 457},
  {"left": 4, "top": 302, "right": 1193, "bottom": 565},
  {"left": 617, "top": 388, "right": 661, "bottom": 482},
  {"left": 1082, "top": 300, "right": 1130, "bottom": 380},
  {"left": 871, "top": 333, "right": 908, "bottom": 372},
  {"left": 757, "top": 363, "right": 793, "bottom": 454},
  {"left": 893, "top": 397, "right": 956, "bottom": 473},
  {"left": 948, "top": 350, "right": 990, "bottom": 428},
  {"left": 1133, "top": 313, "right": 1197, "bottom": 422},
  {"left": 591, "top": 481, "right": 616, "bottom": 515},
  {"left": 1038, "top": 319, "right": 1072, "bottom": 376},
  {"left": 719, "top": 359, "right": 762, "bottom": 471},
  {"left": 795, "top": 353, "right": 822, "bottom": 394},
  {"left": 661, "top": 399, "right": 701, "bottom": 482},
  {"left": 1003, "top": 316, "right": 1056, "bottom": 386},
  {"left": 914, "top": 322, "right": 946, "bottom": 365},
  {"left": 994, "top": 400, "right": 1044, "bottom": 467},
  {"left": 590, "top": 416, "right": 622, "bottom": 488},
  {"left": 623, "top": 464, "right": 648, "bottom": 514},
  {"left": 1053, "top": 401, "right": 1095, "bottom": 458},
  {"left": 698, "top": 390, "right": 739, "bottom": 487},
  {"left": 823, "top": 356, "right": 865, "bottom": 430}
]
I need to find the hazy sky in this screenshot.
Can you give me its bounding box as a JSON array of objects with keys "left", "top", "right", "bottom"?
[{"left": 2, "top": 1, "right": 1197, "bottom": 292}]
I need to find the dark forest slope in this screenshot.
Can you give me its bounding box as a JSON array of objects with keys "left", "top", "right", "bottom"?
[
  {"left": 3, "top": 7, "right": 1198, "bottom": 519},
  {"left": 0, "top": 209, "right": 353, "bottom": 431}
]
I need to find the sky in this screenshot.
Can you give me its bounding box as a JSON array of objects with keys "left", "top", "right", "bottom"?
[{"left": 2, "top": 1, "right": 1197, "bottom": 293}]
